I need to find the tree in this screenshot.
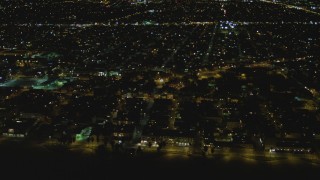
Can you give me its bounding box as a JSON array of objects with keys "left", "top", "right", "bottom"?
[
  {"left": 203, "top": 146, "right": 208, "bottom": 152},
  {"left": 137, "top": 146, "right": 143, "bottom": 155}
]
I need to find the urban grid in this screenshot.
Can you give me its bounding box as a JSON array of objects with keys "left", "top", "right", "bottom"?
[{"left": 0, "top": 0, "right": 320, "bottom": 178}]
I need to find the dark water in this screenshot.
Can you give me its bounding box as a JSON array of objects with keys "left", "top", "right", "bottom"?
[{"left": 1, "top": 141, "right": 319, "bottom": 179}]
